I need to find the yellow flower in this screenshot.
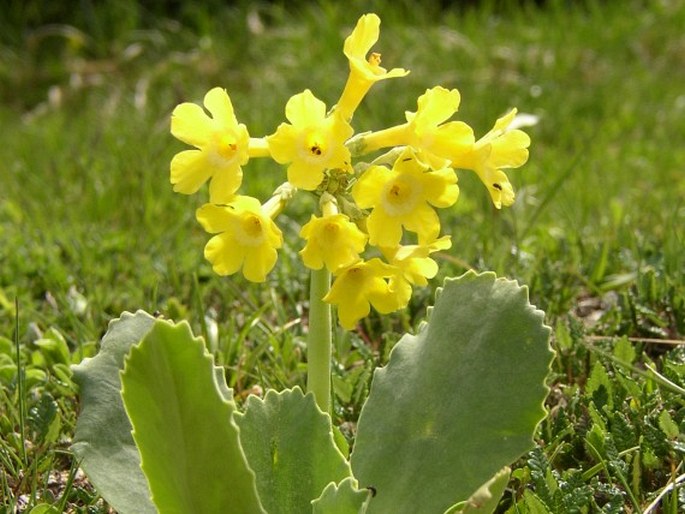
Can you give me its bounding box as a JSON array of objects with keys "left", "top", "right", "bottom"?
[
  {"left": 382, "top": 235, "right": 452, "bottom": 287},
  {"left": 196, "top": 196, "right": 283, "bottom": 283},
  {"left": 336, "top": 13, "right": 409, "bottom": 120},
  {"left": 380, "top": 236, "right": 452, "bottom": 311},
  {"left": 170, "top": 87, "right": 254, "bottom": 203},
  {"left": 406, "top": 87, "right": 475, "bottom": 169},
  {"left": 267, "top": 90, "right": 354, "bottom": 191},
  {"left": 359, "top": 86, "right": 475, "bottom": 169},
  {"left": 352, "top": 147, "right": 458, "bottom": 247},
  {"left": 300, "top": 214, "right": 367, "bottom": 272},
  {"left": 324, "top": 258, "right": 402, "bottom": 329},
  {"left": 451, "top": 109, "right": 531, "bottom": 208}
]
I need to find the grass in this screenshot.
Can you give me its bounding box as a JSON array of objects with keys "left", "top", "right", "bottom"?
[{"left": 1, "top": 0, "right": 684, "bottom": 511}]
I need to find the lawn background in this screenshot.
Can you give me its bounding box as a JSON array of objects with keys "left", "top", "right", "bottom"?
[{"left": 1, "top": 0, "right": 684, "bottom": 512}]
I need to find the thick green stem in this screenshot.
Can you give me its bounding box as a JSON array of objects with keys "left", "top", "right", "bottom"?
[{"left": 306, "top": 267, "right": 332, "bottom": 414}]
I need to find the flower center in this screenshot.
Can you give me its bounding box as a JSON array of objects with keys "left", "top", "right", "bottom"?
[
  {"left": 345, "top": 265, "right": 365, "bottom": 283},
  {"left": 238, "top": 213, "right": 265, "bottom": 245},
  {"left": 382, "top": 176, "right": 420, "bottom": 216},
  {"left": 215, "top": 132, "right": 239, "bottom": 160},
  {"left": 303, "top": 130, "right": 327, "bottom": 161},
  {"left": 322, "top": 221, "right": 340, "bottom": 242},
  {"left": 367, "top": 52, "right": 383, "bottom": 75}
]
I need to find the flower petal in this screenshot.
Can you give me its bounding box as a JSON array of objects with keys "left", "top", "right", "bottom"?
[
  {"left": 267, "top": 124, "right": 298, "bottom": 164},
  {"left": 285, "top": 89, "right": 327, "bottom": 128},
  {"left": 366, "top": 209, "right": 403, "bottom": 247},
  {"left": 352, "top": 165, "right": 392, "bottom": 208},
  {"left": 403, "top": 204, "right": 441, "bottom": 243},
  {"left": 208, "top": 165, "right": 243, "bottom": 204},
  {"left": 287, "top": 160, "right": 326, "bottom": 191},
  {"left": 344, "top": 13, "right": 380, "bottom": 61},
  {"left": 242, "top": 246, "right": 278, "bottom": 283},
  {"left": 196, "top": 204, "right": 235, "bottom": 234},
  {"left": 423, "top": 167, "right": 459, "bottom": 208},
  {"left": 490, "top": 130, "right": 531, "bottom": 168},
  {"left": 171, "top": 103, "right": 214, "bottom": 148},
  {"left": 204, "top": 233, "right": 243, "bottom": 276},
  {"left": 203, "top": 87, "right": 238, "bottom": 128},
  {"left": 170, "top": 150, "right": 213, "bottom": 195},
  {"left": 412, "top": 87, "right": 461, "bottom": 129},
  {"left": 430, "top": 122, "right": 475, "bottom": 162}
]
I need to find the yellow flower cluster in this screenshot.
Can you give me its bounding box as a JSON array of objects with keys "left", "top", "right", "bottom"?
[{"left": 169, "top": 13, "right": 531, "bottom": 329}]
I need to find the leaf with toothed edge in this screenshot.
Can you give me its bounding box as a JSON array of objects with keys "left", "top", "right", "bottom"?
[
  {"left": 234, "top": 387, "right": 352, "bottom": 514},
  {"left": 120, "top": 319, "right": 265, "bottom": 513},
  {"left": 312, "top": 477, "right": 372, "bottom": 513},
  {"left": 71, "top": 310, "right": 157, "bottom": 514},
  {"left": 351, "top": 271, "right": 553, "bottom": 514}
]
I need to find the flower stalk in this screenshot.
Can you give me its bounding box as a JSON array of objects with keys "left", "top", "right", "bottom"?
[{"left": 306, "top": 265, "right": 332, "bottom": 414}]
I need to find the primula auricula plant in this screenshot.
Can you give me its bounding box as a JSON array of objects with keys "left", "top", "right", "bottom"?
[
  {"left": 169, "top": 13, "right": 530, "bottom": 412},
  {"left": 72, "top": 13, "right": 552, "bottom": 514}
]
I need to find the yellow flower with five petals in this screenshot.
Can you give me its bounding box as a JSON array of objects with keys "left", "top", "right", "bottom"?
[
  {"left": 196, "top": 196, "right": 283, "bottom": 283},
  {"left": 267, "top": 90, "right": 354, "bottom": 191},
  {"left": 381, "top": 236, "right": 452, "bottom": 308},
  {"left": 171, "top": 87, "right": 265, "bottom": 204},
  {"left": 382, "top": 235, "right": 452, "bottom": 287},
  {"left": 336, "top": 13, "right": 409, "bottom": 120},
  {"left": 451, "top": 109, "right": 530, "bottom": 208},
  {"left": 352, "top": 147, "right": 458, "bottom": 247},
  {"left": 324, "top": 258, "right": 401, "bottom": 329},
  {"left": 300, "top": 213, "right": 367, "bottom": 272},
  {"left": 359, "top": 86, "right": 475, "bottom": 169}
]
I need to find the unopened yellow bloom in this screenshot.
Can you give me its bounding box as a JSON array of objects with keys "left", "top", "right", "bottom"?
[
  {"left": 170, "top": 87, "right": 255, "bottom": 203},
  {"left": 300, "top": 214, "right": 367, "bottom": 272},
  {"left": 324, "top": 258, "right": 401, "bottom": 329},
  {"left": 360, "top": 86, "right": 475, "bottom": 169},
  {"left": 267, "top": 90, "right": 353, "bottom": 191},
  {"left": 451, "top": 109, "right": 530, "bottom": 208},
  {"left": 352, "top": 148, "right": 458, "bottom": 247},
  {"left": 336, "top": 13, "right": 409, "bottom": 120},
  {"left": 196, "top": 196, "right": 283, "bottom": 283}
]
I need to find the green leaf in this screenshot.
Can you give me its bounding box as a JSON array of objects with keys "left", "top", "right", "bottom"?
[
  {"left": 27, "top": 393, "right": 58, "bottom": 442},
  {"left": 658, "top": 410, "right": 679, "bottom": 439},
  {"left": 446, "top": 467, "right": 510, "bottom": 514},
  {"left": 514, "top": 490, "right": 552, "bottom": 514},
  {"left": 71, "top": 310, "right": 157, "bottom": 514},
  {"left": 586, "top": 360, "right": 614, "bottom": 410},
  {"left": 28, "top": 505, "right": 60, "bottom": 514},
  {"left": 121, "top": 319, "right": 264, "bottom": 514},
  {"left": 351, "top": 272, "right": 553, "bottom": 514},
  {"left": 612, "top": 337, "right": 636, "bottom": 364},
  {"left": 34, "top": 327, "right": 70, "bottom": 366},
  {"left": 312, "top": 477, "right": 371, "bottom": 514},
  {"left": 233, "top": 387, "right": 351, "bottom": 514}
]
